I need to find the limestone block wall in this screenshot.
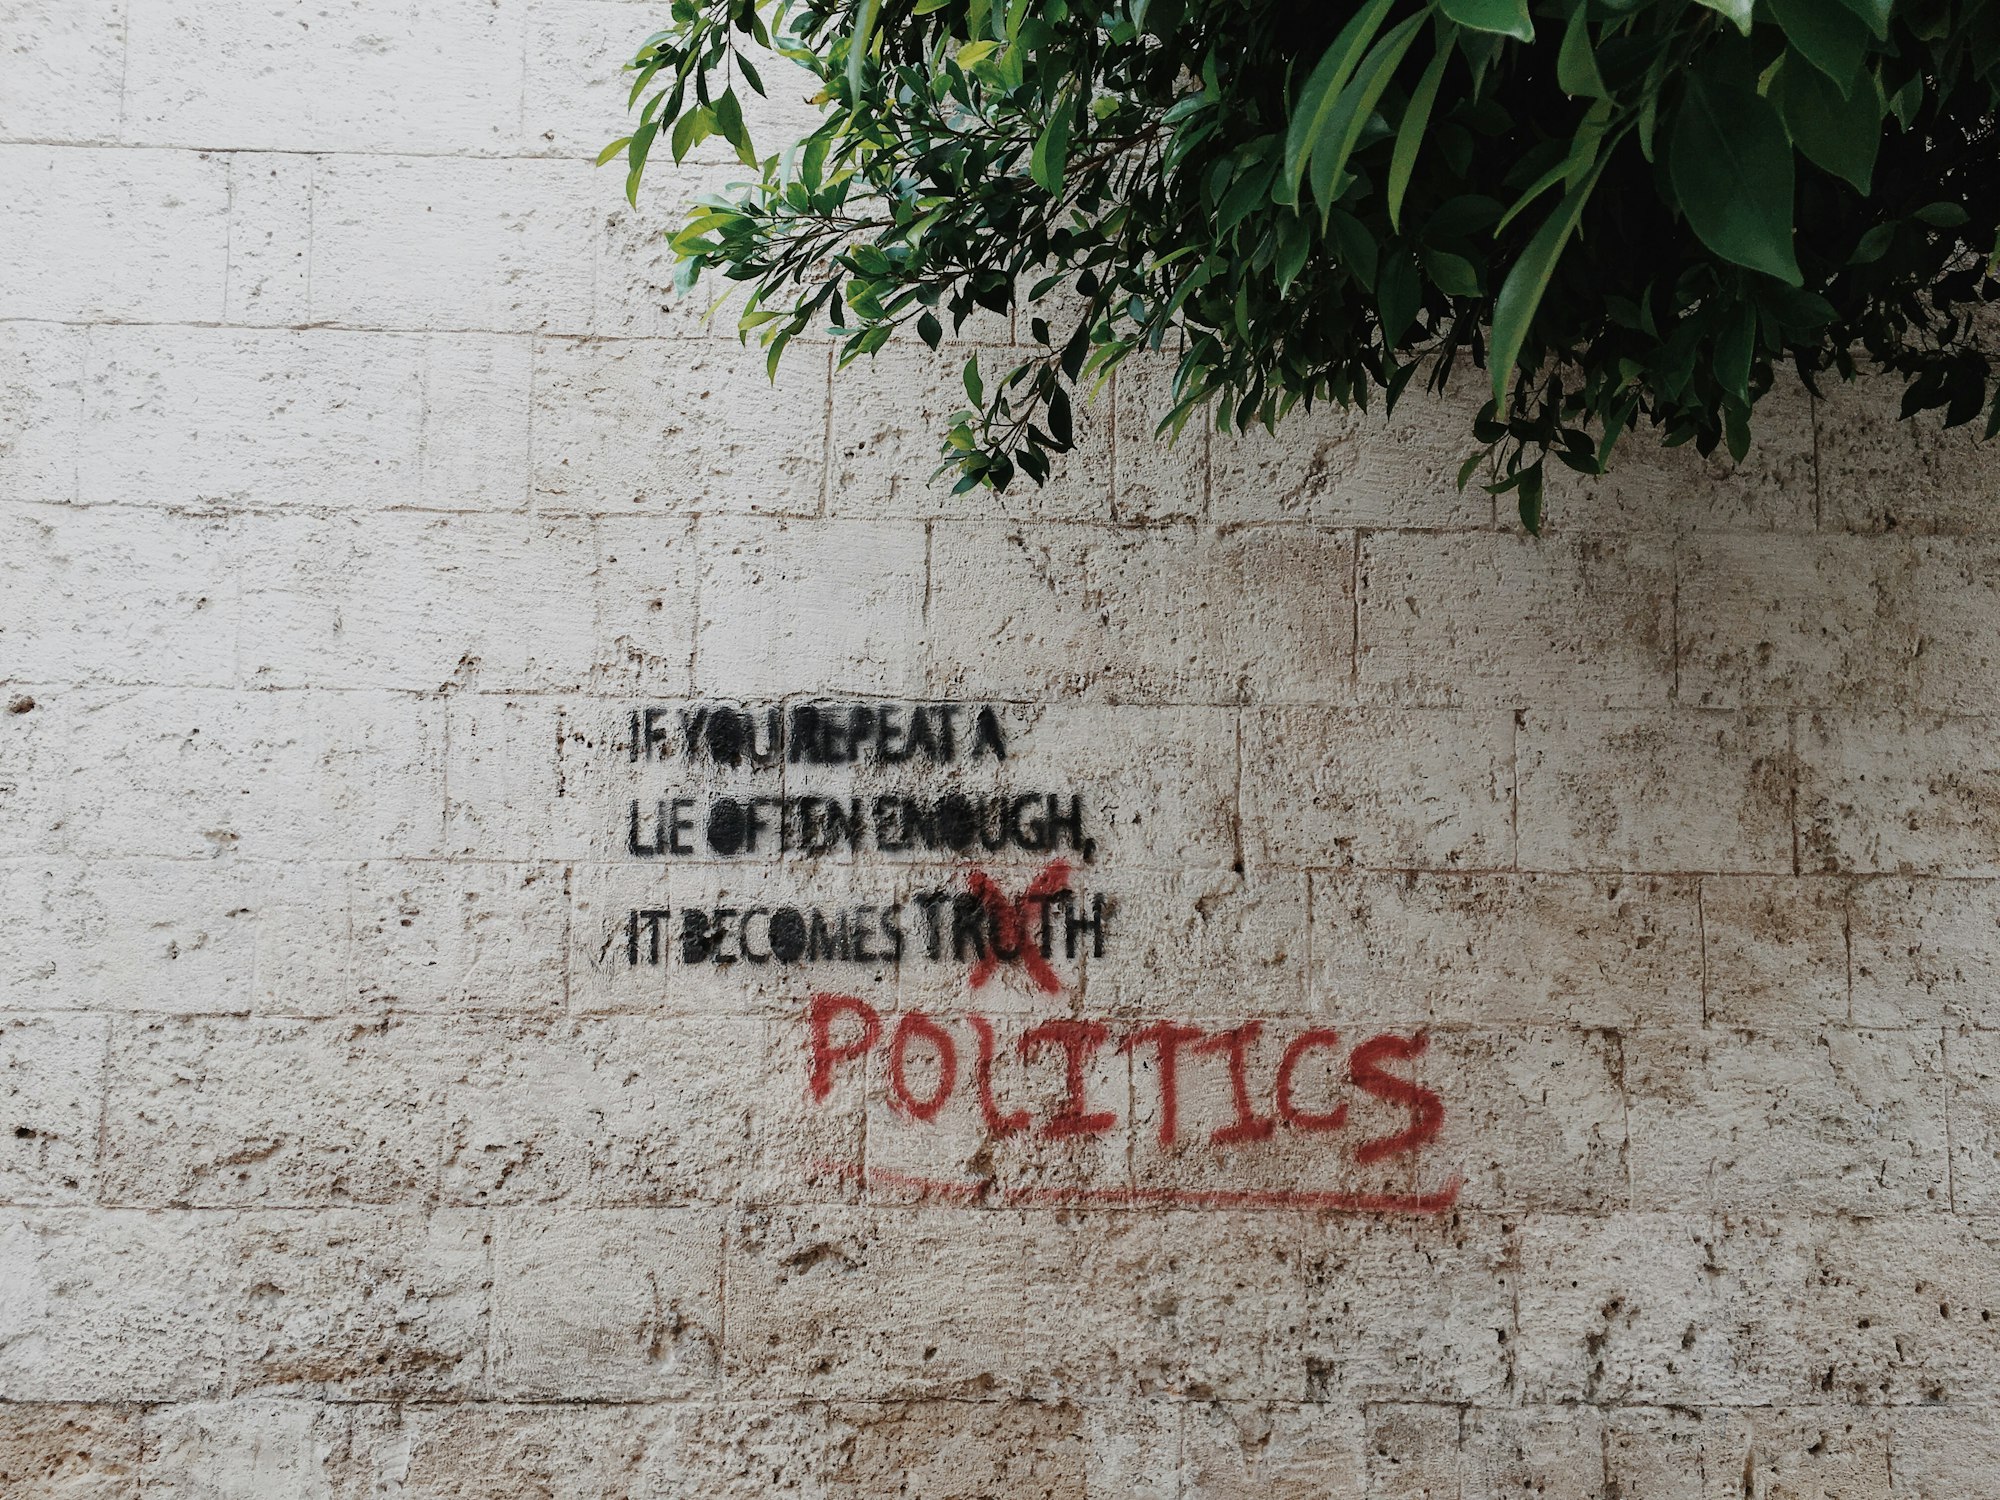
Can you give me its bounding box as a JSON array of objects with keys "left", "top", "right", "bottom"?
[{"left": 6, "top": 2, "right": 2000, "bottom": 1496}]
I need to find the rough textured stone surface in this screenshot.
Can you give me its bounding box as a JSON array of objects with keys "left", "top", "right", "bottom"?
[{"left": 7, "top": 11, "right": 2000, "bottom": 1495}]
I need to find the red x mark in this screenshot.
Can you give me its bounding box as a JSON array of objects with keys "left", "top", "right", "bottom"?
[{"left": 964, "top": 860, "right": 1072, "bottom": 996}]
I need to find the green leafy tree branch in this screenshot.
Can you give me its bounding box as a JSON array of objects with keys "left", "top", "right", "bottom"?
[{"left": 613, "top": 0, "right": 2000, "bottom": 530}]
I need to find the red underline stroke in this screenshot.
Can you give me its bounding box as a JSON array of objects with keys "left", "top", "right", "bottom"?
[{"left": 814, "top": 1159, "right": 1463, "bottom": 1214}]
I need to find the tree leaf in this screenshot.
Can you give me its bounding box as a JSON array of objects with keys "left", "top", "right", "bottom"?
[
  {"left": 1772, "top": 55, "right": 1881, "bottom": 193},
  {"left": 1438, "top": 0, "right": 1533, "bottom": 43},
  {"left": 1031, "top": 92, "right": 1074, "bottom": 195},
  {"left": 1915, "top": 201, "right": 1971, "bottom": 227},
  {"left": 1850, "top": 220, "right": 1897, "bottom": 263},
  {"left": 1280, "top": 0, "right": 1399, "bottom": 202},
  {"left": 1691, "top": 0, "right": 1754, "bottom": 36},
  {"left": 712, "top": 87, "right": 756, "bottom": 167},
  {"left": 669, "top": 104, "right": 714, "bottom": 164},
  {"left": 1558, "top": 6, "right": 1607, "bottom": 98},
  {"left": 1668, "top": 72, "right": 1803, "bottom": 284},
  {"left": 1489, "top": 152, "right": 1612, "bottom": 406},
  {"left": 847, "top": 0, "right": 882, "bottom": 98},
  {"left": 1828, "top": 0, "right": 1894, "bottom": 40},
  {"left": 1377, "top": 246, "right": 1421, "bottom": 345},
  {"left": 1330, "top": 208, "right": 1380, "bottom": 289},
  {"left": 1516, "top": 460, "right": 1544, "bottom": 534},
  {"left": 1308, "top": 13, "right": 1428, "bottom": 217},
  {"left": 1766, "top": 0, "right": 1869, "bottom": 94},
  {"left": 1389, "top": 40, "right": 1452, "bottom": 231}
]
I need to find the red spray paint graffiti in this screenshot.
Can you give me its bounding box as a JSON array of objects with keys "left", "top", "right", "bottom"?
[{"left": 805, "top": 993, "right": 1458, "bottom": 1214}]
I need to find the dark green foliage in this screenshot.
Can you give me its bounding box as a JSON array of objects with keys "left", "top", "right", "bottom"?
[{"left": 615, "top": 0, "right": 2000, "bottom": 529}]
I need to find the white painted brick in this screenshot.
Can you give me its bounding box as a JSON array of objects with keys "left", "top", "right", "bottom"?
[
  {"left": 444, "top": 696, "right": 614, "bottom": 861},
  {"left": 1624, "top": 1028, "right": 1946, "bottom": 1214},
  {"left": 0, "top": 1208, "right": 231, "bottom": 1400},
  {"left": 589, "top": 518, "right": 701, "bottom": 696},
  {"left": 1543, "top": 372, "right": 1820, "bottom": 534},
  {"left": 310, "top": 156, "right": 598, "bottom": 333},
  {"left": 824, "top": 1400, "right": 1088, "bottom": 1500},
  {"left": 1458, "top": 1406, "right": 1606, "bottom": 1500},
  {"left": 1799, "top": 1216, "right": 2000, "bottom": 1403},
  {"left": 1210, "top": 379, "right": 1492, "bottom": 529},
  {"left": 244, "top": 861, "right": 353, "bottom": 1015},
  {"left": 1079, "top": 869, "right": 1308, "bottom": 1016},
  {"left": 1819, "top": 376, "right": 2000, "bottom": 534},
  {"left": 1445, "top": 1026, "right": 1629, "bottom": 1212},
  {"left": 1680, "top": 534, "right": 2000, "bottom": 712},
  {"left": 1020, "top": 1212, "right": 1305, "bottom": 1400},
  {"left": 697, "top": 520, "right": 927, "bottom": 698},
  {"left": 123, "top": 0, "right": 526, "bottom": 154},
  {"left": 0, "top": 146, "right": 229, "bottom": 322},
  {"left": 1850, "top": 878, "right": 2000, "bottom": 1028},
  {"left": 1309, "top": 873, "right": 1703, "bottom": 1027},
  {"left": 102, "top": 1015, "right": 455, "bottom": 1206},
  {"left": 1304, "top": 1216, "right": 1515, "bottom": 1403},
  {"left": 0, "top": 693, "right": 67, "bottom": 857},
  {"left": 419, "top": 334, "right": 535, "bottom": 510},
  {"left": 524, "top": 3, "right": 822, "bottom": 162},
  {"left": 2, "top": 856, "right": 562, "bottom": 1017},
  {"left": 925, "top": 525, "right": 1356, "bottom": 704},
  {"left": 724, "top": 1206, "right": 1027, "bottom": 1398},
  {"left": 237, "top": 513, "right": 598, "bottom": 692},
  {"left": 1711, "top": 1409, "right": 1895, "bottom": 1499},
  {"left": 1945, "top": 1027, "right": 2000, "bottom": 1216},
  {"left": 439, "top": 1015, "right": 843, "bottom": 1206},
  {"left": 139, "top": 1400, "right": 338, "bottom": 1500},
  {"left": 1242, "top": 708, "right": 1514, "bottom": 871},
  {"left": 490, "top": 1206, "right": 721, "bottom": 1398},
  {"left": 0, "top": 1402, "right": 139, "bottom": 1498},
  {"left": 1799, "top": 712, "right": 2000, "bottom": 875},
  {"left": 0, "top": 505, "right": 235, "bottom": 688},
  {"left": 221, "top": 152, "right": 312, "bottom": 326},
  {"left": 828, "top": 345, "right": 1109, "bottom": 522},
  {"left": 1112, "top": 356, "right": 1204, "bottom": 523},
  {"left": 1083, "top": 1401, "right": 1181, "bottom": 1500},
  {"left": 1357, "top": 531, "right": 1673, "bottom": 708},
  {"left": 1517, "top": 710, "right": 1792, "bottom": 873},
  {"left": 521, "top": 0, "right": 657, "bottom": 159},
  {"left": 345, "top": 860, "right": 567, "bottom": 1014},
  {"left": 221, "top": 1208, "right": 489, "bottom": 1400},
  {"left": 1700, "top": 876, "right": 1850, "bottom": 1028},
  {"left": 0, "top": 321, "right": 83, "bottom": 504},
  {"left": 1516, "top": 1214, "right": 1812, "bottom": 1405},
  {"left": 0, "top": 857, "right": 258, "bottom": 1012},
  {"left": 1364, "top": 1403, "right": 1462, "bottom": 1499},
  {"left": 0, "top": 0, "right": 126, "bottom": 144},
  {"left": 16, "top": 0, "right": 2000, "bottom": 1441},
  {"left": 1888, "top": 1408, "right": 2000, "bottom": 1498},
  {"left": 65, "top": 688, "right": 446, "bottom": 861},
  {"left": 1180, "top": 1402, "right": 1364, "bottom": 1499},
  {"left": 0, "top": 1012, "right": 105, "bottom": 1203},
  {"left": 590, "top": 163, "right": 766, "bottom": 341},
  {"left": 79, "top": 325, "right": 428, "bottom": 508},
  {"left": 1600, "top": 1409, "right": 1708, "bottom": 1500},
  {"left": 533, "top": 338, "right": 827, "bottom": 516}
]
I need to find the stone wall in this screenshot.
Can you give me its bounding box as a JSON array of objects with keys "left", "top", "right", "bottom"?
[{"left": 6, "top": 2, "right": 2000, "bottom": 1495}]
